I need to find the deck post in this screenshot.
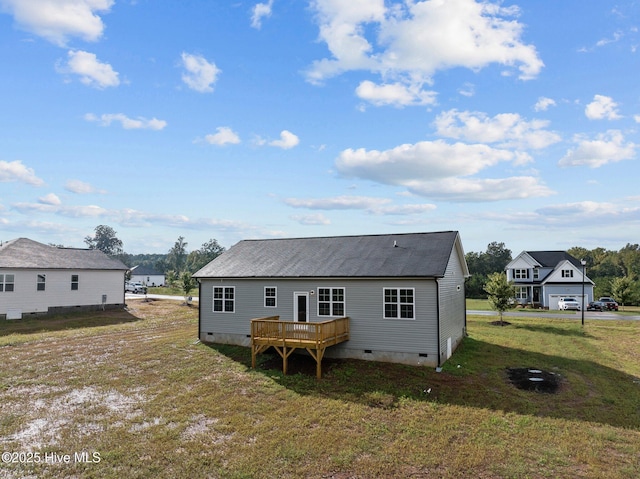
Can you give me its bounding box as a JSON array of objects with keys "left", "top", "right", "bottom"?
[{"left": 249, "top": 316, "right": 349, "bottom": 378}]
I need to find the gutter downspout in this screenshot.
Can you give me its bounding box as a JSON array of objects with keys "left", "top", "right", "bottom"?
[
  {"left": 197, "top": 279, "right": 202, "bottom": 342},
  {"left": 464, "top": 280, "right": 468, "bottom": 337},
  {"left": 436, "top": 278, "right": 441, "bottom": 368}
]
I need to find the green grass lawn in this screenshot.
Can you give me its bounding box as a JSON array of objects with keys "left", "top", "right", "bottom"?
[{"left": 0, "top": 300, "right": 638, "bottom": 478}]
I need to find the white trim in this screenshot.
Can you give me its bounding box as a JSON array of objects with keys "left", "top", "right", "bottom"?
[
  {"left": 382, "top": 287, "right": 416, "bottom": 320},
  {"left": 316, "top": 287, "right": 346, "bottom": 317},
  {"left": 213, "top": 286, "right": 235, "bottom": 313},
  {"left": 293, "top": 291, "right": 309, "bottom": 322},
  {"left": 264, "top": 286, "right": 277, "bottom": 308}
]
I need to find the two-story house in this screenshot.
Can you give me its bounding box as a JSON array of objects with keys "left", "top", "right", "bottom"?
[{"left": 505, "top": 251, "right": 594, "bottom": 310}]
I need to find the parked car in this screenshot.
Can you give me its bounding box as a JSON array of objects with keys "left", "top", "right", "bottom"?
[
  {"left": 125, "top": 281, "right": 147, "bottom": 294},
  {"left": 598, "top": 297, "right": 619, "bottom": 311},
  {"left": 558, "top": 297, "right": 581, "bottom": 311},
  {"left": 587, "top": 301, "right": 607, "bottom": 311}
]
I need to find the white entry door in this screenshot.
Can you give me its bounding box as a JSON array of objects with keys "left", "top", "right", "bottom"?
[{"left": 293, "top": 292, "right": 309, "bottom": 322}]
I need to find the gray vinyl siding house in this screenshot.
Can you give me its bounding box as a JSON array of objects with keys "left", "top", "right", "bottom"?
[
  {"left": 193, "top": 231, "right": 470, "bottom": 367},
  {"left": 0, "top": 238, "right": 128, "bottom": 319}
]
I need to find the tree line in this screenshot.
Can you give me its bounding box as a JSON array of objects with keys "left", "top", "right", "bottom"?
[
  {"left": 82, "top": 225, "right": 640, "bottom": 305},
  {"left": 83, "top": 225, "right": 225, "bottom": 291}
]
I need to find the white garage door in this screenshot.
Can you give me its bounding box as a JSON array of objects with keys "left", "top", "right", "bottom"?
[{"left": 549, "top": 294, "right": 585, "bottom": 310}]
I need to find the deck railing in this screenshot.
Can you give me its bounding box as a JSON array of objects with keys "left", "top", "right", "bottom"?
[
  {"left": 250, "top": 316, "right": 350, "bottom": 378},
  {"left": 251, "top": 316, "right": 349, "bottom": 347}
]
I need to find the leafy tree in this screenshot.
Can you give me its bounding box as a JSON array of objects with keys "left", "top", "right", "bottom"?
[
  {"left": 611, "top": 276, "right": 635, "bottom": 310},
  {"left": 186, "top": 238, "right": 225, "bottom": 273},
  {"left": 165, "top": 270, "right": 179, "bottom": 288},
  {"left": 484, "top": 241, "right": 512, "bottom": 273},
  {"left": 181, "top": 271, "right": 197, "bottom": 301},
  {"left": 167, "top": 236, "right": 188, "bottom": 274},
  {"left": 484, "top": 272, "right": 515, "bottom": 326},
  {"left": 465, "top": 242, "right": 512, "bottom": 299},
  {"left": 84, "top": 225, "right": 123, "bottom": 257},
  {"left": 617, "top": 244, "right": 640, "bottom": 279}
]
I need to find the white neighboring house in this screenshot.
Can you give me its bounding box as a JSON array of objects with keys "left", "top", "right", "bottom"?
[
  {"left": 130, "top": 265, "right": 165, "bottom": 287},
  {"left": 505, "top": 251, "right": 594, "bottom": 310},
  {"left": 0, "top": 238, "right": 128, "bottom": 320}
]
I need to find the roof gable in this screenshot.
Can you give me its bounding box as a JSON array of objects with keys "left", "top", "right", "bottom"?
[
  {"left": 505, "top": 251, "right": 537, "bottom": 270},
  {"left": 542, "top": 259, "right": 593, "bottom": 285},
  {"left": 0, "top": 238, "right": 128, "bottom": 270},
  {"left": 194, "top": 231, "right": 467, "bottom": 279},
  {"left": 527, "top": 251, "right": 582, "bottom": 269}
]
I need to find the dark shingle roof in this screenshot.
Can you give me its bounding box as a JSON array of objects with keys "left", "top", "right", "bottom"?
[
  {"left": 193, "top": 231, "right": 466, "bottom": 279},
  {"left": 0, "top": 238, "right": 129, "bottom": 270},
  {"left": 527, "top": 251, "right": 582, "bottom": 269}
]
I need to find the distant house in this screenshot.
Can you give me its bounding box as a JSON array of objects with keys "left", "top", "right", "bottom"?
[
  {"left": 130, "top": 265, "right": 165, "bottom": 287},
  {"left": 193, "top": 231, "right": 470, "bottom": 368},
  {"left": 0, "top": 238, "right": 128, "bottom": 320},
  {"left": 505, "top": 251, "right": 594, "bottom": 309}
]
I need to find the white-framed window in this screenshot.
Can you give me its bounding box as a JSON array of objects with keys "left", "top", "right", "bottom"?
[
  {"left": 513, "top": 269, "right": 529, "bottom": 279},
  {"left": 264, "top": 287, "right": 277, "bottom": 307},
  {"left": 37, "top": 274, "right": 46, "bottom": 292},
  {"left": 318, "top": 287, "right": 345, "bottom": 316},
  {"left": 562, "top": 269, "right": 573, "bottom": 278},
  {"left": 516, "top": 287, "right": 528, "bottom": 300},
  {"left": 71, "top": 275, "right": 79, "bottom": 291},
  {"left": 533, "top": 269, "right": 539, "bottom": 280},
  {"left": 213, "top": 286, "right": 235, "bottom": 312},
  {"left": 383, "top": 288, "right": 415, "bottom": 320},
  {"left": 0, "top": 274, "right": 15, "bottom": 292}
]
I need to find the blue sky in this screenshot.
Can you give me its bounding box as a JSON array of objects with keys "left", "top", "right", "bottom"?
[{"left": 1, "top": 0, "right": 639, "bottom": 255}]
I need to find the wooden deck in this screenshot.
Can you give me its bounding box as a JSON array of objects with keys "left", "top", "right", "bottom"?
[{"left": 250, "top": 316, "right": 350, "bottom": 378}]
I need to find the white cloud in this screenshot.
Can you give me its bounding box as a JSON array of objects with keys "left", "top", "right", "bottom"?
[
  {"left": 534, "top": 97, "right": 556, "bottom": 112},
  {"left": 59, "top": 50, "right": 119, "bottom": 88},
  {"left": 559, "top": 130, "right": 636, "bottom": 168},
  {"left": 13, "top": 202, "right": 108, "bottom": 218},
  {"left": 84, "top": 113, "right": 167, "bottom": 130},
  {"left": 404, "top": 176, "right": 554, "bottom": 202},
  {"left": 65, "top": 179, "right": 104, "bottom": 194},
  {"left": 180, "top": 52, "right": 220, "bottom": 93},
  {"left": 284, "top": 195, "right": 436, "bottom": 215},
  {"left": 335, "top": 140, "right": 553, "bottom": 201},
  {"left": 585, "top": 94, "right": 622, "bottom": 120},
  {"left": 434, "top": 109, "right": 561, "bottom": 150},
  {"left": 596, "top": 31, "right": 623, "bottom": 47},
  {"left": 0, "top": 0, "right": 113, "bottom": 46},
  {"left": 290, "top": 213, "right": 331, "bottom": 225},
  {"left": 355, "top": 80, "right": 436, "bottom": 107},
  {"left": 529, "top": 201, "right": 640, "bottom": 228},
  {"left": 0, "top": 160, "right": 44, "bottom": 186},
  {"left": 269, "top": 130, "right": 299, "bottom": 149},
  {"left": 11, "top": 200, "right": 250, "bottom": 233},
  {"left": 38, "top": 193, "right": 61, "bottom": 205},
  {"left": 307, "top": 0, "right": 543, "bottom": 95},
  {"left": 285, "top": 195, "right": 391, "bottom": 210},
  {"left": 635, "top": 115, "right": 640, "bottom": 123},
  {"left": 474, "top": 200, "right": 640, "bottom": 230},
  {"left": 251, "top": 0, "right": 273, "bottom": 29},
  {"left": 204, "top": 127, "right": 241, "bottom": 146},
  {"left": 458, "top": 82, "right": 475, "bottom": 97}
]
